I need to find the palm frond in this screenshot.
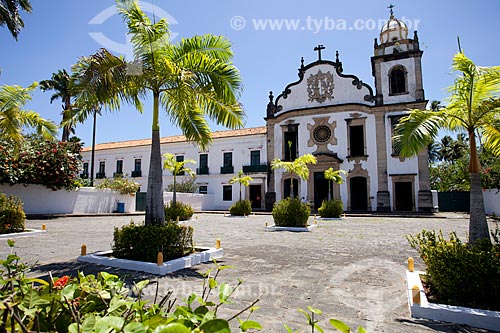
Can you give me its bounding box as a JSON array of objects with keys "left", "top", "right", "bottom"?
[{"left": 393, "top": 109, "right": 444, "bottom": 158}]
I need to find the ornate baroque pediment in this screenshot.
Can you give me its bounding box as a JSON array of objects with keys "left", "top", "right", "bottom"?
[{"left": 307, "top": 70, "right": 334, "bottom": 103}]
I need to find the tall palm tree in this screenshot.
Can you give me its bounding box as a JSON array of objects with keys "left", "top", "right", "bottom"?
[
  {"left": 40, "top": 69, "right": 75, "bottom": 142},
  {"left": 72, "top": 0, "right": 244, "bottom": 225},
  {"left": 163, "top": 153, "right": 195, "bottom": 206},
  {"left": 394, "top": 52, "right": 500, "bottom": 244},
  {"left": 324, "top": 167, "right": 347, "bottom": 201},
  {"left": 229, "top": 170, "right": 253, "bottom": 201},
  {"left": 0, "top": 82, "right": 57, "bottom": 145},
  {"left": 0, "top": 0, "right": 32, "bottom": 40},
  {"left": 271, "top": 154, "right": 317, "bottom": 199}
]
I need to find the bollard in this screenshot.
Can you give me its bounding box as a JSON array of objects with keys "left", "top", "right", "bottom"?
[
  {"left": 412, "top": 285, "right": 421, "bottom": 305},
  {"left": 42, "top": 223, "right": 46, "bottom": 231},
  {"left": 265, "top": 222, "right": 268, "bottom": 228},
  {"left": 216, "top": 238, "right": 221, "bottom": 249},
  {"left": 224, "top": 212, "right": 226, "bottom": 217},
  {"left": 157, "top": 252, "right": 163, "bottom": 266},
  {"left": 176, "top": 216, "right": 180, "bottom": 223},
  {"left": 314, "top": 219, "right": 318, "bottom": 225},
  {"left": 408, "top": 257, "right": 414, "bottom": 272},
  {"left": 81, "top": 244, "right": 87, "bottom": 256}
]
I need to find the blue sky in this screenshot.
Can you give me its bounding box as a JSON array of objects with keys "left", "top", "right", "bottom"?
[{"left": 1, "top": 0, "right": 499, "bottom": 147}]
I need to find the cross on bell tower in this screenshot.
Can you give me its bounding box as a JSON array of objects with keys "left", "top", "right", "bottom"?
[
  {"left": 388, "top": 4, "right": 395, "bottom": 18},
  {"left": 314, "top": 44, "right": 325, "bottom": 61}
]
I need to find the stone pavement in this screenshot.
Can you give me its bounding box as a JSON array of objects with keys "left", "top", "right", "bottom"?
[{"left": 0, "top": 213, "right": 498, "bottom": 333}]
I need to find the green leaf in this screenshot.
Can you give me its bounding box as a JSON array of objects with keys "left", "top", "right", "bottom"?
[
  {"left": 313, "top": 323, "right": 325, "bottom": 333},
  {"left": 199, "top": 319, "right": 231, "bottom": 333},
  {"left": 240, "top": 320, "right": 263, "bottom": 331},
  {"left": 81, "top": 315, "right": 96, "bottom": 333},
  {"left": 26, "top": 277, "right": 49, "bottom": 286},
  {"left": 99, "top": 316, "right": 125, "bottom": 331},
  {"left": 329, "top": 319, "right": 350, "bottom": 333},
  {"left": 153, "top": 323, "right": 190, "bottom": 333},
  {"left": 218, "top": 283, "right": 232, "bottom": 303},
  {"left": 297, "top": 308, "right": 311, "bottom": 322},
  {"left": 208, "top": 277, "right": 218, "bottom": 289},
  {"left": 307, "top": 306, "right": 323, "bottom": 315},
  {"left": 68, "top": 323, "right": 79, "bottom": 333},
  {"left": 357, "top": 327, "right": 367, "bottom": 333},
  {"left": 284, "top": 324, "right": 297, "bottom": 333},
  {"left": 133, "top": 279, "right": 150, "bottom": 293},
  {"left": 100, "top": 271, "right": 119, "bottom": 282},
  {"left": 61, "top": 283, "right": 78, "bottom": 301},
  {"left": 124, "top": 322, "right": 147, "bottom": 333}
]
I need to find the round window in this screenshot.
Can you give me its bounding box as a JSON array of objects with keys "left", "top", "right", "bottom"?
[{"left": 313, "top": 125, "right": 332, "bottom": 143}]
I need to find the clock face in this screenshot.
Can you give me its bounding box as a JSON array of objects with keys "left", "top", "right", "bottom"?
[{"left": 313, "top": 125, "right": 332, "bottom": 143}]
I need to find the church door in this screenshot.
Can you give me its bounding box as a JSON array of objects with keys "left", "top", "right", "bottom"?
[
  {"left": 394, "top": 182, "right": 413, "bottom": 211},
  {"left": 350, "top": 177, "right": 368, "bottom": 211},
  {"left": 249, "top": 185, "right": 262, "bottom": 209},
  {"left": 314, "top": 172, "right": 331, "bottom": 210}
]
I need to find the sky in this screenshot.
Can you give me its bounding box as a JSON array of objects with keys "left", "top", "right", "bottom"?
[{"left": 1, "top": 0, "right": 500, "bottom": 147}]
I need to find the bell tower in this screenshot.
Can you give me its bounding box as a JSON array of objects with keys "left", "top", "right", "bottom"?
[{"left": 371, "top": 6, "right": 424, "bottom": 105}]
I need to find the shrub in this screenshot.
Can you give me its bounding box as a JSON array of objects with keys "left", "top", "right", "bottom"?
[
  {"left": 113, "top": 221, "right": 194, "bottom": 263},
  {"left": 164, "top": 201, "right": 194, "bottom": 221},
  {"left": 272, "top": 197, "right": 310, "bottom": 227},
  {"left": 166, "top": 176, "right": 199, "bottom": 193},
  {"left": 318, "top": 199, "right": 343, "bottom": 218},
  {"left": 0, "top": 136, "right": 82, "bottom": 190},
  {"left": 0, "top": 192, "right": 25, "bottom": 233},
  {"left": 229, "top": 199, "right": 252, "bottom": 216},
  {"left": 408, "top": 229, "right": 500, "bottom": 310},
  {"left": 96, "top": 176, "right": 140, "bottom": 195}
]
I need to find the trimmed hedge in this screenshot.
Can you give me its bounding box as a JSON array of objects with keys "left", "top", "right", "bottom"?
[
  {"left": 318, "top": 199, "right": 343, "bottom": 218},
  {"left": 0, "top": 192, "right": 25, "bottom": 234},
  {"left": 164, "top": 201, "right": 194, "bottom": 221},
  {"left": 229, "top": 200, "right": 252, "bottom": 216},
  {"left": 408, "top": 229, "right": 500, "bottom": 311},
  {"left": 272, "top": 198, "right": 310, "bottom": 227},
  {"left": 113, "top": 221, "right": 194, "bottom": 263}
]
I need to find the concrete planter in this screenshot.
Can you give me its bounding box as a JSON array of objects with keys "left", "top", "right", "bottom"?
[
  {"left": 405, "top": 270, "right": 500, "bottom": 331},
  {"left": 78, "top": 247, "right": 224, "bottom": 275}
]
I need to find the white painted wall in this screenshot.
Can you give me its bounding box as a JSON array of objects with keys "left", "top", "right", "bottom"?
[
  {"left": 0, "top": 185, "right": 136, "bottom": 214},
  {"left": 484, "top": 189, "right": 500, "bottom": 216},
  {"left": 380, "top": 58, "right": 417, "bottom": 104}
]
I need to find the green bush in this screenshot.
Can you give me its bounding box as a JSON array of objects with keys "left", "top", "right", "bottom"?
[
  {"left": 96, "top": 176, "right": 140, "bottom": 195},
  {"left": 318, "top": 199, "right": 343, "bottom": 218},
  {"left": 272, "top": 197, "right": 310, "bottom": 227},
  {"left": 113, "top": 221, "right": 194, "bottom": 263},
  {"left": 229, "top": 199, "right": 252, "bottom": 216},
  {"left": 164, "top": 201, "right": 194, "bottom": 221},
  {"left": 408, "top": 229, "right": 500, "bottom": 310},
  {"left": 0, "top": 136, "right": 82, "bottom": 190},
  {"left": 0, "top": 192, "right": 25, "bottom": 233}
]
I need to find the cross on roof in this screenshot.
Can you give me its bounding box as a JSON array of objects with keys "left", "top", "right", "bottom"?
[
  {"left": 388, "top": 4, "right": 395, "bottom": 18},
  {"left": 314, "top": 44, "right": 325, "bottom": 61}
]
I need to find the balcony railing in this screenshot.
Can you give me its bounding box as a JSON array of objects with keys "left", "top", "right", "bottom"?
[
  {"left": 242, "top": 164, "right": 267, "bottom": 173},
  {"left": 96, "top": 173, "right": 106, "bottom": 179},
  {"left": 196, "top": 167, "right": 209, "bottom": 175},
  {"left": 131, "top": 170, "right": 142, "bottom": 177},
  {"left": 220, "top": 166, "right": 234, "bottom": 174}
]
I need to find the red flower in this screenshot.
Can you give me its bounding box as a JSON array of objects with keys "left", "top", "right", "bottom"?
[{"left": 54, "top": 276, "right": 70, "bottom": 288}]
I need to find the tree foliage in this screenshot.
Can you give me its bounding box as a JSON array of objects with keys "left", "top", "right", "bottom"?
[{"left": 0, "top": 0, "right": 32, "bottom": 40}]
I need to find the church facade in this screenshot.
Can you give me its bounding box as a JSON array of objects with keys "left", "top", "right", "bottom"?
[{"left": 80, "top": 11, "right": 432, "bottom": 212}]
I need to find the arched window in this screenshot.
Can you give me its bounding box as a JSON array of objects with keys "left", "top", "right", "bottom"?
[{"left": 389, "top": 67, "right": 407, "bottom": 95}]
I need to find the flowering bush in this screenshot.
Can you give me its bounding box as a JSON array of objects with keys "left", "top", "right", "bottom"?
[
  {"left": 96, "top": 176, "right": 140, "bottom": 195},
  {"left": 0, "top": 136, "right": 82, "bottom": 190},
  {"left": 0, "top": 192, "right": 25, "bottom": 233}
]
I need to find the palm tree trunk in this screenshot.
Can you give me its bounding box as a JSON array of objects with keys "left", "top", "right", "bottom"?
[
  {"left": 239, "top": 183, "right": 242, "bottom": 201},
  {"left": 145, "top": 92, "right": 164, "bottom": 225},
  {"left": 468, "top": 132, "right": 489, "bottom": 244}
]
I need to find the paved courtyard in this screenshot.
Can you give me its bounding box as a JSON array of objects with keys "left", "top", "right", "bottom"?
[{"left": 0, "top": 213, "right": 498, "bottom": 332}]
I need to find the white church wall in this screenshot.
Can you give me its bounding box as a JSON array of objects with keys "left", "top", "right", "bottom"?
[{"left": 275, "top": 64, "right": 374, "bottom": 115}]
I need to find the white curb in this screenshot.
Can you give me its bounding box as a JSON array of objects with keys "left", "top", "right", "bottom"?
[
  {"left": 265, "top": 224, "right": 317, "bottom": 232},
  {"left": 78, "top": 247, "right": 223, "bottom": 275},
  {"left": 406, "top": 270, "right": 500, "bottom": 331}
]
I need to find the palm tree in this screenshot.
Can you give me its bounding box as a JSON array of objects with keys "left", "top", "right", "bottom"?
[
  {"left": 271, "top": 154, "right": 317, "bottom": 199},
  {"left": 163, "top": 153, "right": 195, "bottom": 206},
  {"left": 324, "top": 167, "right": 347, "bottom": 201},
  {"left": 72, "top": 0, "right": 244, "bottom": 226},
  {"left": 0, "top": 82, "right": 57, "bottom": 145},
  {"left": 394, "top": 52, "right": 500, "bottom": 244},
  {"left": 0, "top": 0, "right": 32, "bottom": 40},
  {"left": 40, "top": 69, "right": 75, "bottom": 142},
  {"left": 229, "top": 170, "right": 253, "bottom": 201}
]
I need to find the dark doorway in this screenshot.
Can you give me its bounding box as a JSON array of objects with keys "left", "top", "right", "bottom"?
[
  {"left": 314, "top": 172, "right": 332, "bottom": 210},
  {"left": 249, "top": 185, "right": 262, "bottom": 209},
  {"left": 395, "top": 182, "right": 413, "bottom": 211},
  {"left": 284, "top": 178, "right": 299, "bottom": 199},
  {"left": 350, "top": 177, "right": 368, "bottom": 211}
]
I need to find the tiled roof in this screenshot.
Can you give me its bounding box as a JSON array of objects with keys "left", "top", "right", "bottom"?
[{"left": 82, "top": 126, "right": 267, "bottom": 152}]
